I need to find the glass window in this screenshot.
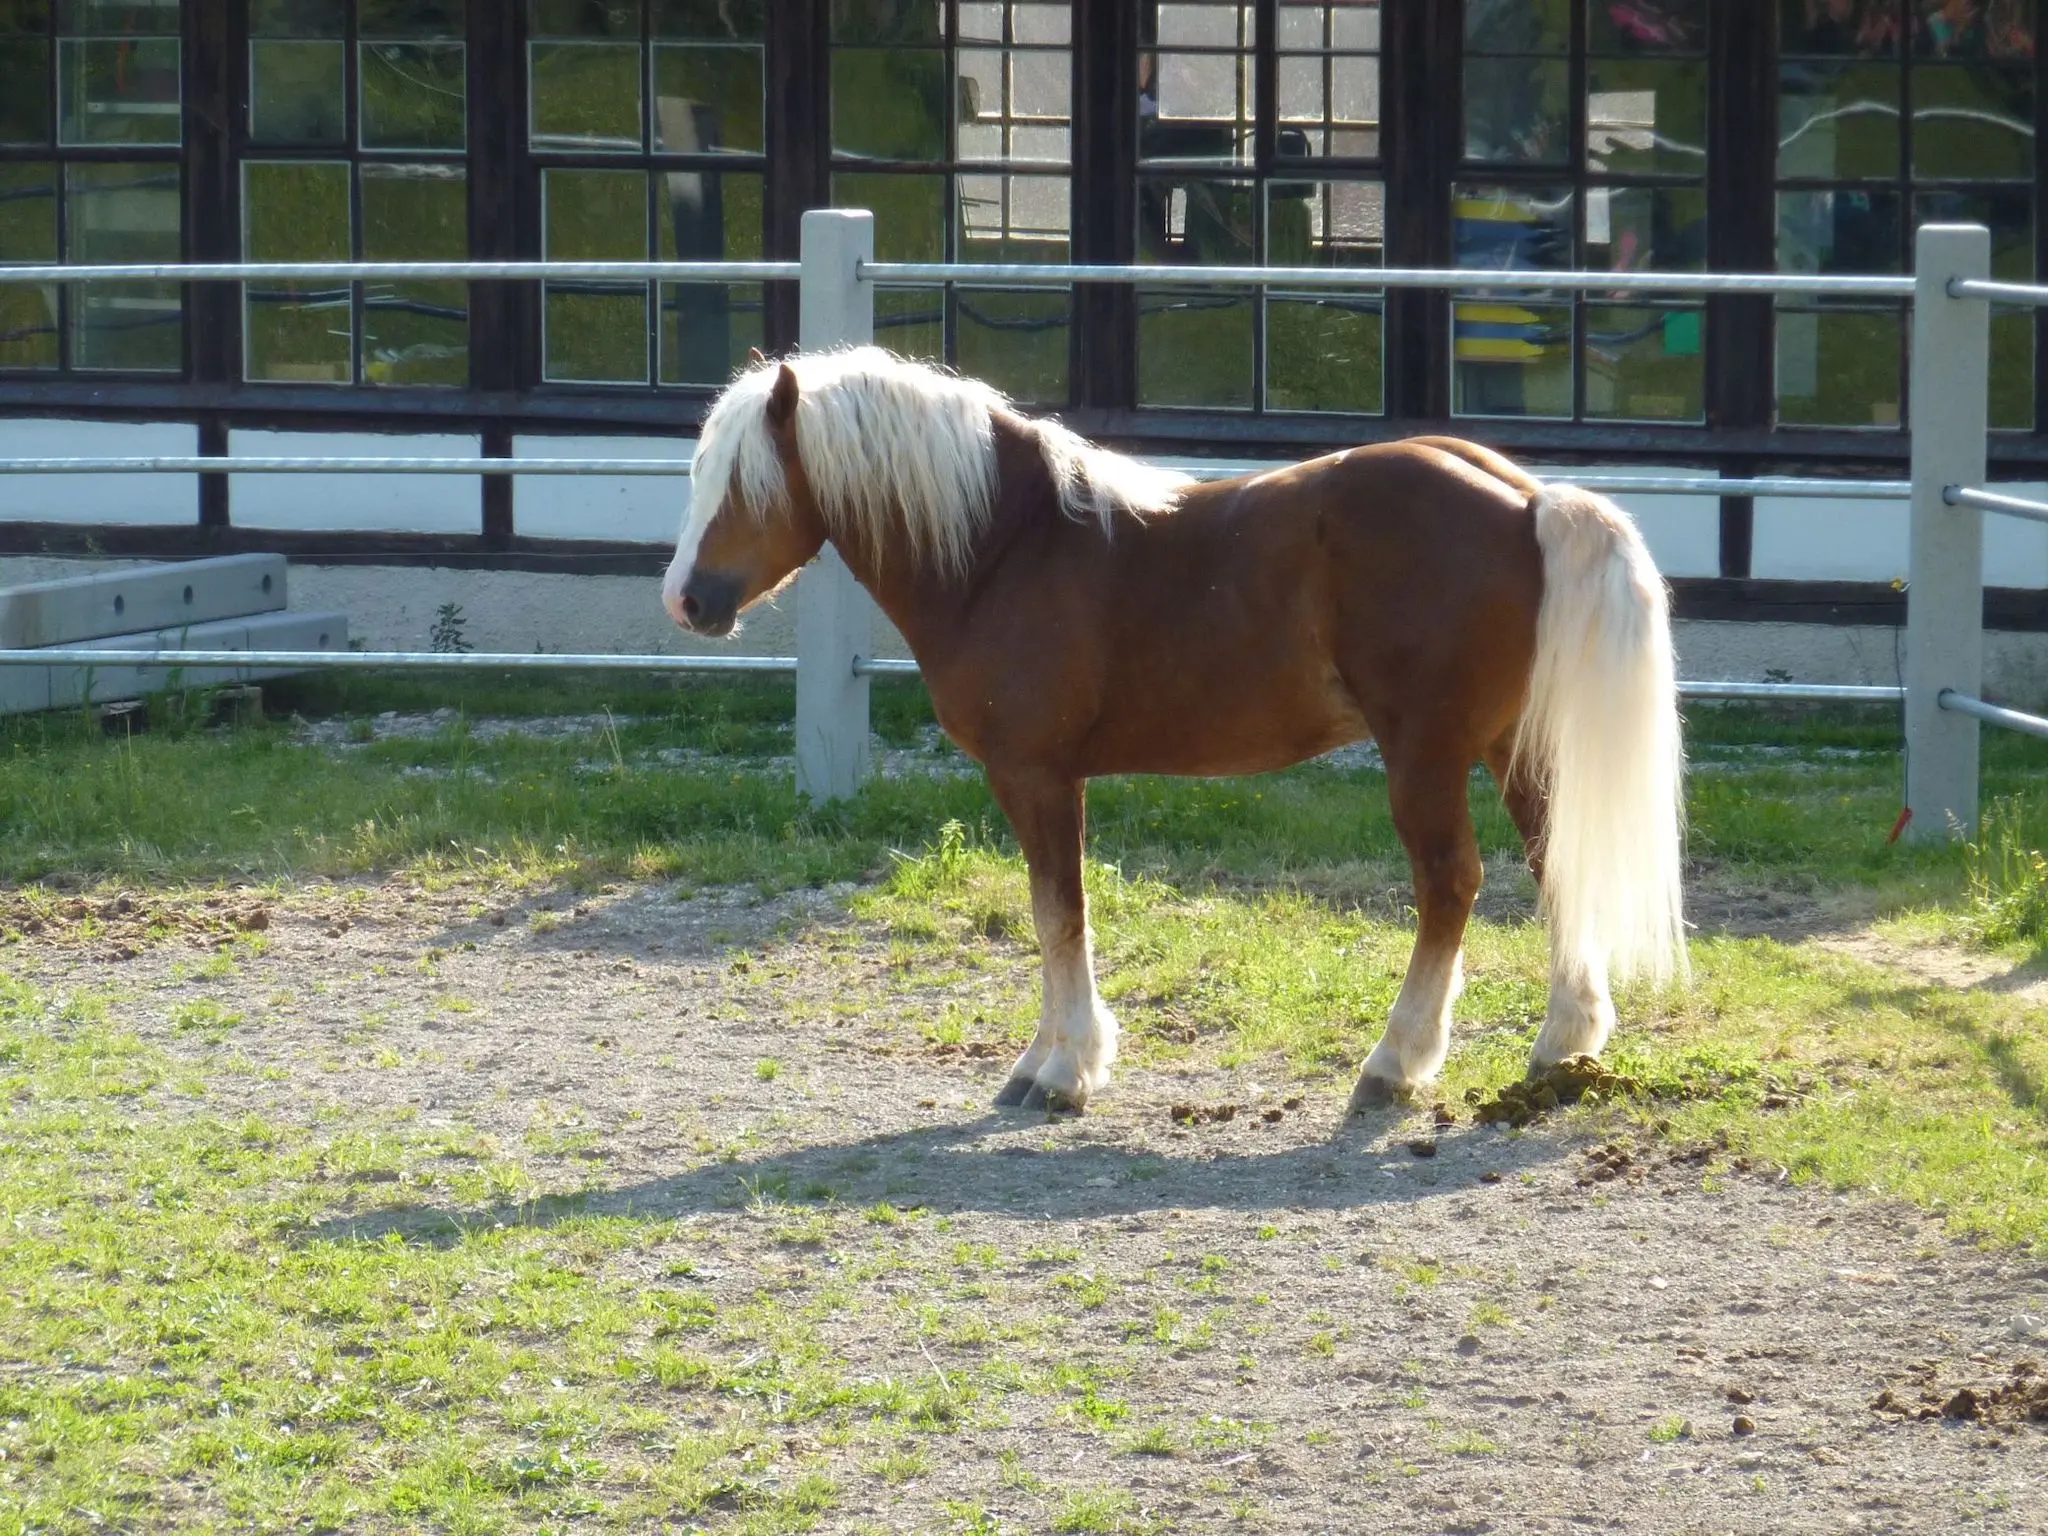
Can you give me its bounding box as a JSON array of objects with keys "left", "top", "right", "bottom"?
[
  {"left": 1454, "top": 0, "right": 1706, "bottom": 423},
  {"left": 240, "top": 1, "right": 471, "bottom": 386},
  {"left": 833, "top": 0, "right": 1072, "bottom": 403},
  {"left": 56, "top": 0, "right": 181, "bottom": 147},
  {"left": 1136, "top": 2, "right": 1384, "bottom": 413},
  {"left": 1775, "top": 0, "right": 2036, "bottom": 429},
  {"left": 0, "top": 4, "right": 181, "bottom": 374},
  {"left": 530, "top": 0, "right": 768, "bottom": 388},
  {"left": 67, "top": 160, "right": 181, "bottom": 371}
]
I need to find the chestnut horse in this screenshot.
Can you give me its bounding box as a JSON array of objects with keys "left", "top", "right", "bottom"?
[{"left": 663, "top": 347, "right": 1686, "bottom": 1114}]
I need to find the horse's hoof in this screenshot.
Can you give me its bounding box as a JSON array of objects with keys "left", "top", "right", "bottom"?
[
  {"left": 1347, "top": 1074, "right": 1410, "bottom": 1114},
  {"left": 992, "top": 1074, "right": 1035, "bottom": 1108},
  {"left": 1020, "top": 1081, "right": 1085, "bottom": 1116}
]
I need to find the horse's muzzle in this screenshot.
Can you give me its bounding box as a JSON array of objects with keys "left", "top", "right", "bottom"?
[{"left": 674, "top": 569, "right": 742, "bottom": 637}]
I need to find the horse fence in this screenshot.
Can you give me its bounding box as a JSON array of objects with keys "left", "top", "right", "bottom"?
[{"left": 0, "top": 211, "right": 2039, "bottom": 835}]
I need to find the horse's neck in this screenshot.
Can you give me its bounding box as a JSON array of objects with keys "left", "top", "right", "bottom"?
[{"left": 834, "top": 418, "right": 1056, "bottom": 659}]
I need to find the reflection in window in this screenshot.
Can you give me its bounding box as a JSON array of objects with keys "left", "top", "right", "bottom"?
[
  {"left": 1775, "top": 0, "right": 2036, "bottom": 428},
  {"left": 832, "top": 0, "right": 1072, "bottom": 403},
  {"left": 0, "top": 4, "right": 181, "bottom": 373},
  {"left": 1137, "top": 2, "right": 1384, "bottom": 412},
  {"left": 240, "top": 1, "right": 471, "bottom": 385},
  {"left": 529, "top": 0, "right": 767, "bottom": 386},
  {"left": 1455, "top": 1, "right": 1706, "bottom": 421}
]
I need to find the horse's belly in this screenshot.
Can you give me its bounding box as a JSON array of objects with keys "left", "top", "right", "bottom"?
[{"left": 1079, "top": 660, "right": 1367, "bottom": 777}]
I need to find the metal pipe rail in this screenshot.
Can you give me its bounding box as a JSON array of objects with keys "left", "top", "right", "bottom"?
[
  {"left": 1938, "top": 688, "right": 2048, "bottom": 741},
  {"left": 0, "top": 260, "right": 799, "bottom": 284},
  {"left": 0, "top": 457, "right": 1910, "bottom": 499},
  {"left": 0, "top": 646, "right": 1898, "bottom": 712},
  {"left": 0, "top": 456, "right": 691, "bottom": 476},
  {"left": 864, "top": 260, "right": 1919, "bottom": 299},
  {"left": 0, "top": 648, "right": 795, "bottom": 674},
  {"left": 1949, "top": 276, "right": 2048, "bottom": 306},
  {"left": 1945, "top": 485, "right": 2048, "bottom": 526}
]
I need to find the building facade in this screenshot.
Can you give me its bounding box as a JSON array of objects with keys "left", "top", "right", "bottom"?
[{"left": 0, "top": 0, "right": 2044, "bottom": 642}]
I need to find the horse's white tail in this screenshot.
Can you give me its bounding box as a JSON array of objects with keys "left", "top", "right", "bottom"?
[{"left": 1515, "top": 485, "right": 1688, "bottom": 986}]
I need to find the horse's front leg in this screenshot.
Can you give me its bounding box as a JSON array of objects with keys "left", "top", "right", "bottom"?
[{"left": 985, "top": 766, "right": 1117, "bottom": 1114}]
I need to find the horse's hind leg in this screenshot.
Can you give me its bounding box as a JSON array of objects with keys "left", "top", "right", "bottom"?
[
  {"left": 1348, "top": 735, "right": 1483, "bottom": 1110},
  {"left": 1483, "top": 738, "right": 1615, "bottom": 1070},
  {"left": 985, "top": 765, "right": 1117, "bottom": 1114}
]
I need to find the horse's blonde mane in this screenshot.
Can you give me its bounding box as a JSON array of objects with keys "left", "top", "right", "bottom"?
[{"left": 682, "top": 347, "right": 1189, "bottom": 575}]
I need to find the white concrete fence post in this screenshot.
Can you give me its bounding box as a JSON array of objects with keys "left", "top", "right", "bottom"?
[
  {"left": 793, "top": 208, "right": 879, "bottom": 803},
  {"left": 1905, "top": 223, "right": 1991, "bottom": 841}
]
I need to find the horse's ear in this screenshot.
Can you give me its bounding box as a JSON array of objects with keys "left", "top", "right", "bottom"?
[
  {"left": 765, "top": 362, "right": 799, "bottom": 431},
  {"left": 747, "top": 346, "right": 766, "bottom": 366}
]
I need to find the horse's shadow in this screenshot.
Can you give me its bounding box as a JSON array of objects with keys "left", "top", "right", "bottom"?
[{"left": 300, "top": 1109, "right": 1570, "bottom": 1249}]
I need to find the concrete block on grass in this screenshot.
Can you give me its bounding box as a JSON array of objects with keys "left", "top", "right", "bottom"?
[{"left": 0, "top": 554, "right": 288, "bottom": 649}]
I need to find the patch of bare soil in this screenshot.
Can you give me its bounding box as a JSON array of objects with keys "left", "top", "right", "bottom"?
[
  {"left": 1820, "top": 928, "right": 2048, "bottom": 1006},
  {"left": 8, "top": 878, "right": 2046, "bottom": 1534}
]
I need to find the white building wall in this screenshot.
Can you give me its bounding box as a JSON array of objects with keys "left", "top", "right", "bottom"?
[
  {"left": 0, "top": 419, "right": 198, "bottom": 525},
  {"left": 228, "top": 428, "right": 482, "bottom": 533}
]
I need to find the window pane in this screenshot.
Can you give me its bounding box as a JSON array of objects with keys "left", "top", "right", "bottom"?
[
  {"left": 832, "top": 170, "right": 944, "bottom": 259},
  {"left": 1914, "top": 186, "right": 2031, "bottom": 278},
  {"left": 875, "top": 287, "right": 943, "bottom": 359},
  {"left": 243, "top": 159, "right": 352, "bottom": 383},
  {"left": 958, "top": 171, "right": 1068, "bottom": 259},
  {"left": 1915, "top": 0, "right": 2034, "bottom": 58},
  {"left": 530, "top": 41, "right": 642, "bottom": 151},
  {"left": 530, "top": 0, "right": 636, "bottom": 36},
  {"left": 1588, "top": 0, "right": 1704, "bottom": 52},
  {"left": 1911, "top": 63, "right": 2031, "bottom": 180},
  {"left": 656, "top": 0, "right": 766, "bottom": 39},
  {"left": 58, "top": 36, "right": 180, "bottom": 145},
  {"left": 958, "top": 289, "right": 1067, "bottom": 401},
  {"left": 1279, "top": 1, "right": 1383, "bottom": 52},
  {"left": 66, "top": 161, "right": 179, "bottom": 371},
  {"left": 0, "top": 162, "right": 58, "bottom": 369},
  {"left": 1586, "top": 185, "right": 1707, "bottom": 271},
  {"left": 832, "top": 0, "right": 945, "bottom": 44},
  {"left": 1586, "top": 59, "right": 1706, "bottom": 176},
  {"left": 1778, "top": 61, "right": 1901, "bottom": 178},
  {"left": 0, "top": 40, "right": 50, "bottom": 144},
  {"left": 362, "top": 41, "right": 466, "bottom": 150},
  {"left": 359, "top": 0, "right": 462, "bottom": 34},
  {"left": 1464, "top": 0, "right": 1568, "bottom": 53},
  {"left": 653, "top": 44, "right": 764, "bottom": 154},
  {"left": 1155, "top": 1, "right": 1250, "bottom": 48},
  {"left": 1015, "top": 0, "right": 1069, "bottom": 45},
  {"left": 1585, "top": 305, "right": 1704, "bottom": 421},
  {"left": 1988, "top": 306, "right": 2033, "bottom": 430},
  {"left": 1464, "top": 56, "right": 1568, "bottom": 163},
  {"left": 542, "top": 167, "right": 647, "bottom": 383},
  {"left": 1137, "top": 176, "right": 1253, "bottom": 408},
  {"left": 832, "top": 48, "right": 947, "bottom": 159},
  {"left": 251, "top": 0, "right": 345, "bottom": 35},
  {"left": 362, "top": 163, "right": 467, "bottom": 387},
  {"left": 1782, "top": 0, "right": 1904, "bottom": 55},
  {"left": 1266, "top": 180, "right": 1383, "bottom": 413},
  {"left": 658, "top": 169, "right": 764, "bottom": 385},
  {"left": 0, "top": 0, "right": 51, "bottom": 25},
  {"left": 1453, "top": 185, "right": 1573, "bottom": 419},
  {"left": 1776, "top": 307, "right": 1902, "bottom": 425},
  {"left": 959, "top": 46, "right": 1072, "bottom": 163},
  {"left": 56, "top": 2, "right": 176, "bottom": 30},
  {"left": 1143, "top": 49, "right": 1252, "bottom": 164},
  {"left": 1277, "top": 52, "right": 1379, "bottom": 159},
  {"left": 1778, "top": 188, "right": 1903, "bottom": 275},
  {"left": 250, "top": 39, "right": 346, "bottom": 145}
]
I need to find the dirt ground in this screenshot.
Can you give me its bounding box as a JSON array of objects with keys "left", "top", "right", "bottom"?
[{"left": 9, "top": 877, "right": 2046, "bottom": 1534}]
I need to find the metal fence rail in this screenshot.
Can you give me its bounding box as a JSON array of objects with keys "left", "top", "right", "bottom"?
[
  {"left": 1938, "top": 688, "right": 2048, "bottom": 741},
  {"left": 0, "top": 456, "right": 692, "bottom": 476},
  {"left": 864, "top": 261, "right": 1920, "bottom": 299},
  {"left": 0, "top": 648, "right": 793, "bottom": 673},
  {"left": 1946, "top": 485, "right": 2048, "bottom": 526},
  {"left": 0, "top": 260, "right": 799, "bottom": 284}
]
